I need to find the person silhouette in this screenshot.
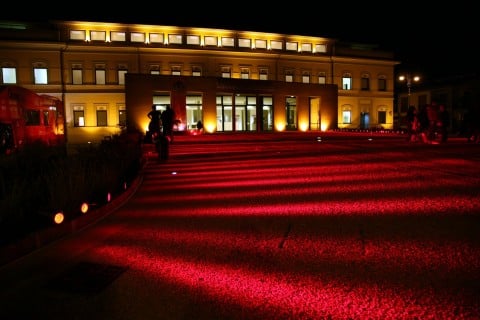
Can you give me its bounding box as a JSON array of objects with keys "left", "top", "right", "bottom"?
[
  {"left": 147, "top": 105, "right": 161, "bottom": 135},
  {"left": 160, "top": 105, "right": 175, "bottom": 142}
]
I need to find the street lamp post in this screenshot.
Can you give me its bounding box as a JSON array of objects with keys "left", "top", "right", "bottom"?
[{"left": 398, "top": 74, "right": 420, "bottom": 108}]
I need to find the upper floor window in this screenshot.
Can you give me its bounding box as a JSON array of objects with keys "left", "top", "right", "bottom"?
[
  {"left": 168, "top": 34, "right": 182, "bottom": 45},
  {"left": 255, "top": 39, "right": 267, "bottom": 49},
  {"left": 378, "top": 76, "right": 387, "bottom": 91},
  {"left": 72, "top": 67, "right": 83, "bottom": 85},
  {"left": 221, "top": 37, "right": 234, "bottom": 47},
  {"left": 241, "top": 68, "right": 250, "bottom": 79},
  {"left": 318, "top": 72, "right": 326, "bottom": 84},
  {"left": 110, "top": 31, "right": 126, "bottom": 42},
  {"left": 342, "top": 110, "right": 352, "bottom": 124},
  {"left": 34, "top": 68, "right": 48, "bottom": 84},
  {"left": 285, "top": 71, "right": 293, "bottom": 82},
  {"left": 118, "top": 68, "right": 127, "bottom": 85},
  {"left": 95, "top": 67, "right": 106, "bottom": 85},
  {"left": 150, "top": 65, "right": 160, "bottom": 75},
  {"left": 90, "top": 31, "right": 106, "bottom": 41},
  {"left": 1, "top": 67, "right": 16, "bottom": 84},
  {"left": 221, "top": 66, "right": 231, "bottom": 78},
  {"left": 361, "top": 73, "right": 370, "bottom": 91},
  {"left": 171, "top": 66, "right": 181, "bottom": 76},
  {"left": 342, "top": 73, "right": 352, "bottom": 90},
  {"left": 259, "top": 68, "right": 268, "bottom": 80},
  {"left": 70, "top": 30, "right": 86, "bottom": 41},
  {"left": 130, "top": 32, "right": 145, "bottom": 43},
  {"left": 302, "top": 72, "right": 310, "bottom": 84},
  {"left": 192, "top": 66, "right": 202, "bottom": 76},
  {"left": 238, "top": 38, "right": 251, "bottom": 48},
  {"left": 270, "top": 40, "right": 283, "bottom": 50},
  {"left": 286, "top": 42, "right": 298, "bottom": 52}
]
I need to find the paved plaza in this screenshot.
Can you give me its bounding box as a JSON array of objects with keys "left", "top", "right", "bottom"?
[{"left": 1, "top": 132, "right": 479, "bottom": 319}]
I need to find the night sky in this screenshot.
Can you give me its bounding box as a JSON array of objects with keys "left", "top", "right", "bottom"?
[{"left": 1, "top": 4, "right": 477, "bottom": 80}]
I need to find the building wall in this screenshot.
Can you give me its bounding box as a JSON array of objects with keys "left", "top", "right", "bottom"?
[{"left": 0, "top": 20, "right": 397, "bottom": 144}]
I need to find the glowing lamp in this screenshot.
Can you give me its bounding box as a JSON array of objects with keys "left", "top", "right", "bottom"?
[
  {"left": 53, "top": 211, "right": 65, "bottom": 224},
  {"left": 80, "top": 202, "right": 89, "bottom": 214}
]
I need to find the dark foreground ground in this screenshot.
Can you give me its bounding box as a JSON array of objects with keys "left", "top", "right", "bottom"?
[{"left": 0, "top": 132, "right": 479, "bottom": 319}]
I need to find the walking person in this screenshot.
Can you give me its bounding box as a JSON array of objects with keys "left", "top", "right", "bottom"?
[
  {"left": 147, "top": 104, "right": 162, "bottom": 143},
  {"left": 437, "top": 104, "right": 449, "bottom": 143},
  {"left": 160, "top": 105, "right": 175, "bottom": 142}
]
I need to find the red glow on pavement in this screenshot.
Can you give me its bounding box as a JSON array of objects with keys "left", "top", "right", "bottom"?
[{"left": 81, "top": 134, "right": 480, "bottom": 319}]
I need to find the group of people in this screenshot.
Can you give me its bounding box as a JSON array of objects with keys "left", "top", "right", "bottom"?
[
  {"left": 147, "top": 104, "right": 175, "bottom": 143},
  {"left": 406, "top": 102, "right": 449, "bottom": 144}
]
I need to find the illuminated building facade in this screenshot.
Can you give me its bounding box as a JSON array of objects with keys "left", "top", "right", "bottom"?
[{"left": 0, "top": 20, "right": 397, "bottom": 144}]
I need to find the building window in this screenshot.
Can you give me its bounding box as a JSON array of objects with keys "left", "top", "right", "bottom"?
[
  {"left": 111, "top": 31, "right": 126, "bottom": 42},
  {"left": 221, "top": 37, "right": 234, "bottom": 47},
  {"left": 302, "top": 72, "right": 310, "bottom": 83},
  {"left": 221, "top": 66, "right": 231, "bottom": 78},
  {"left": 315, "top": 44, "right": 327, "bottom": 53},
  {"left": 342, "top": 110, "right": 352, "bottom": 124},
  {"left": 241, "top": 68, "right": 249, "bottom": 79},
  {"left": 301, "top": 43, "right": 312, "bottom": 52},
  {"left": 70, "top": 30, "right": 86, "bottom": 41},
  {"left": 285, "top": 70, "right": 293, "bottom": 82},
  {"left": 171, "top": 66, "right": 181, "bottom": 76},
  {"left": 361, "top": 74, "right": 370, "bottom": 90},
  {"left": 34, "top": 68, "right": 48, "bottom": 84},
  {"left": 378, "top": 76, "right": 387, "bottom": 91},
  {"left": 1, "top": 67, "right": 16, "bottom": 84},
  {"left": 238, "top": 38, "right": 251, "bottom": 48},
  {"left": 204, "top": 36, "right": 217, "bottom": 46},
  {"left": 378, "top": 110, "right": 386, "bottom": 124},
  {"left": 286, "top": 42, "right": 298, "bottom": 51},
  {"left": 270, "top": 40, "right": 283, "bottom": 50},
  {"left": 118, "top": 107, "right": 126, "bottom": 127},
  {"left": 192, "top": 66, "right": 202, "bottom": 76},
  {"left": 72, "top": 68, "right": 82, "bottom": 85},
  {"left": 318, "top": 73, "right": 326, "bottom": 84},
  {"left": 118, "top": 69, "right": 127, "bottom": 85},
  {"left": 131, "top": 32, "right": 145, "bottom": 43},
  {"left": 285, "top": 96, "right": 297, "bottom": 130},
  {"left": 149, "top": 33, "right": 164, "bottom": 44},
  {"left": 187, "top": 35, "right": 200, "bottom": 45},
  {"left": 96, "top": 106, "right": 108, "bottom": 126},
  {"left": 259, "top": 68, "right": 268, "bottom": 80},
  {"left": 96, "top": 68, "right": 106, "bottom": 85},
  {"left": 216, "top": 95, "right": 233, "bottom": 132},
  {"left": 150, "top": 65, "right": 160, "bottom": 75},
  {"left": 73, "top": 106, "right": 85, "bottom": 127},
  {"left": 342, "top": 73, "right": 352, "bottom": 90},
  {"left": 186, "top": 95, "right": 203, "bottom": 130},
  {"left": 90, "top": 31, "right": 106, "bottom": 41},
  {"left": 255, "top": 39, "right": 267, "bottom": 49},
  {"left": 168, "top": 34, "right": 182, "bottom": 44}
]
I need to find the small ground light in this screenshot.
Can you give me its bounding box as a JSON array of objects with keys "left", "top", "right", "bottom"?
[
  {"left": 53, "top": 211, "right": 65, "bottom": 224},
  {"left": 80, "top": 202, "right": 89, "bottom": 214},
  {"left": 171, "top": 171, "right": 177, "bottom": 175},
  {"left": 316, "top": 136, "right": 322, "bottom": 142},
  {"left": 107, "top": 192, "right": 111, "bottom": 202},
  {"left": 123, "top": 182, "right": 127, "bottom": 190}
]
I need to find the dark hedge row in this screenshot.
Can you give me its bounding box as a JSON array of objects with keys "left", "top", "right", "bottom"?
[{"left": 0, "top": 132, "right": 143, "bottom": 245}]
